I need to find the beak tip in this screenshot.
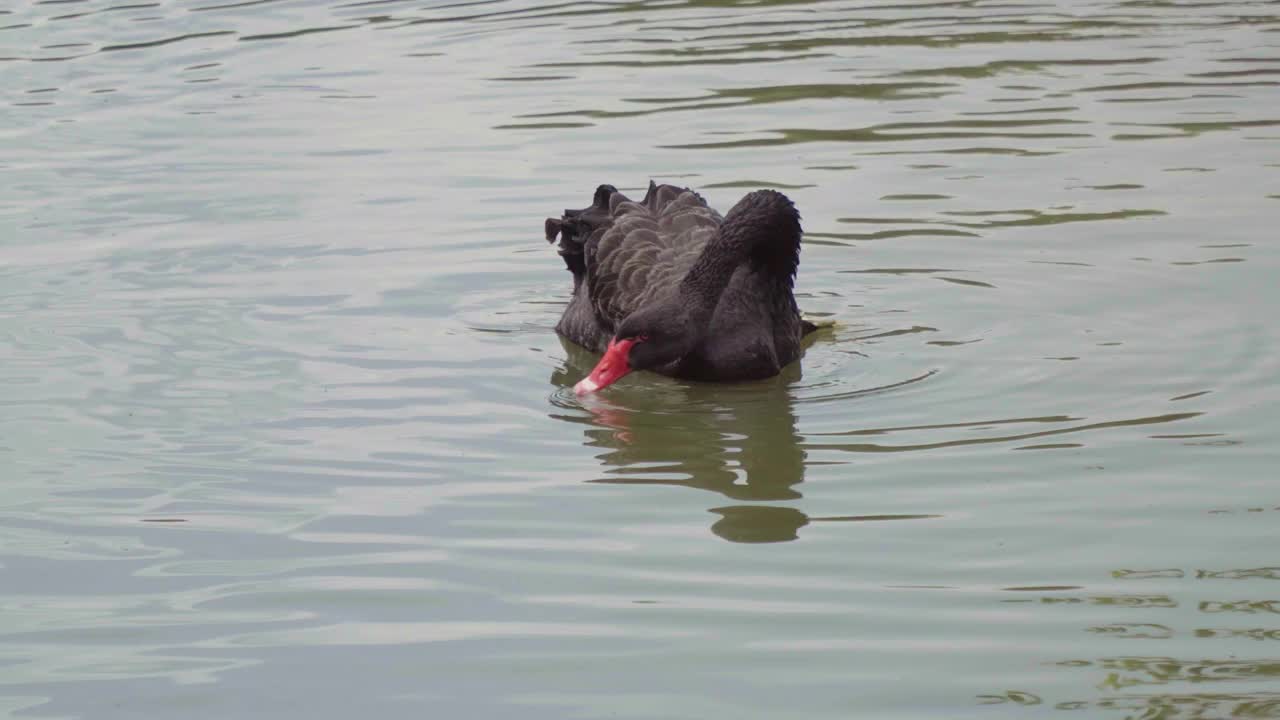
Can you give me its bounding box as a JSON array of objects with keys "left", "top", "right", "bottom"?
[{"left": 574, "top": 377, "right": 600, "bottom": 395}]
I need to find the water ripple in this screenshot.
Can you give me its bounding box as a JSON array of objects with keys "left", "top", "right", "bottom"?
[{"left": 4, "top": 0, "right": 1280, "bottom": 717}]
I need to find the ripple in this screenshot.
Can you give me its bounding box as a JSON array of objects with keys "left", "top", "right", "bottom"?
[
  {"left": 101, "top": 31, "right": 235, "bottom": 52},
  {"left": 215, "top": 621, "right": 683, "bottom": 648},
  {"left": 4, "top": 0, "right": 1280, "bottom": 717},
  {"left": 662, "top": 118, "right": 1094, "bottom": 150}
]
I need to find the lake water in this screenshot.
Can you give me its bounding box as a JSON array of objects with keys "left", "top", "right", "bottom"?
[{"left": 3, "top": 0, "right": 1279, "bottom": 717}]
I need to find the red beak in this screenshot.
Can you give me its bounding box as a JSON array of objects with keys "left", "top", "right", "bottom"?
[{"left": 574, "top": 337, "right": 638, "bottom": 395}]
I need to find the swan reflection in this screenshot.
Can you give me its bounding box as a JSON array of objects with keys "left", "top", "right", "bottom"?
[
  {"left": 550, "top": 337, "right": 812, "bottom": 543},
  {"left": 549, "top": 338, "right": 939, "bottom": 542}
]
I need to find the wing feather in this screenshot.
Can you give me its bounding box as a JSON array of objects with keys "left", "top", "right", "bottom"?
[{"left": 581, "top": 184, "right": 722, "bottom": 331}]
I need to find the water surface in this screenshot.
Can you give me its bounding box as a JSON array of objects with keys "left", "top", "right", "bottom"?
[{"left": 3, "top": 1, "right": 1279, "bottom": 718}]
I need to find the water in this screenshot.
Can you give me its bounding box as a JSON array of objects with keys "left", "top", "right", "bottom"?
[{"left": 3, "top": 0, "right": 1279, "bottom": 717}]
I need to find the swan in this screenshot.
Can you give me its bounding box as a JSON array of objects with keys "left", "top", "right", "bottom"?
[{"left": 545, "top": 181, "right": 814, "bottom": 394}]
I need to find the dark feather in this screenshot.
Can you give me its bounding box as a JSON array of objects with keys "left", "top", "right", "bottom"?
[{"left": 545, "top": 181, "right": 809, "bottom": 381}]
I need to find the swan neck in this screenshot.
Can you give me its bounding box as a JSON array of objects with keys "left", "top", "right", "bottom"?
[{"left": 677, "top": 220, "right": 757, "bottom": 322}]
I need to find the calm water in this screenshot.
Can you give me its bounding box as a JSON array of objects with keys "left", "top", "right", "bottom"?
[{"left": 3, "top": 0, "right": 1280, "bottom": 717}]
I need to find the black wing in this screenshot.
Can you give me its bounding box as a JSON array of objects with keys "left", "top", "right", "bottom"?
[{"left": 585, "top": 182, "right": 722, "bottom": 332}]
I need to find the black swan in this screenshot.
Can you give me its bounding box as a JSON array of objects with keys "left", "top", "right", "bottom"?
[{"left": 545, "top": 181, "right": 817, "bottom": 394}]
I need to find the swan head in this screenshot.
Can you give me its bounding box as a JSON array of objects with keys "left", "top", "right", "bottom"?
[{"left": 574, "top": 308, "right": 697, "bottom": 395}]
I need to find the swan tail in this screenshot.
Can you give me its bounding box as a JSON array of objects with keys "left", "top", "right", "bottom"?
[{"left": 545, "top": 184, "right": 617, "bottom": 278}]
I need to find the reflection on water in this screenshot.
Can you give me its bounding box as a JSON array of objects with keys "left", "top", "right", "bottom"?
[
  {"left": 984, "top": 567, "right": 1280, "bottom": 718},
  {"left": 708, "top": 506, "right": 807, "bottom": 544},
  {"left": 550, "top": 338, "right": 950, "bottom": 542},
  {"left": 550, "top": 338, "right": 810, "bottom": 542}
]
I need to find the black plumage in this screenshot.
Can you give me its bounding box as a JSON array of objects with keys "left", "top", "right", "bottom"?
[{"left": 545, "top": 181, "right": 812, "bottom": 383}]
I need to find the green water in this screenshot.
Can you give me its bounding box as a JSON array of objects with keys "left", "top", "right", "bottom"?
[{"left": 2, "top": 1, "right": 1279, "bottom": 718}]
